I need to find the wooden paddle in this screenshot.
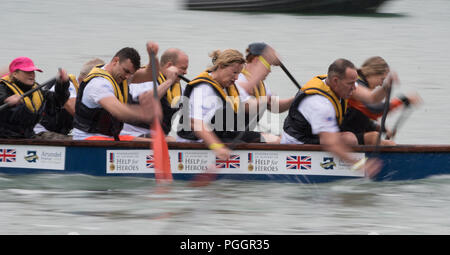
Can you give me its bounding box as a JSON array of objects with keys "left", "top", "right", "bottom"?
[
  {"left": 150, "top": 52, "right": 173, "bottom": 184},
  {"left": 0, "top": 76, "right": 57, "bottom": 112}
]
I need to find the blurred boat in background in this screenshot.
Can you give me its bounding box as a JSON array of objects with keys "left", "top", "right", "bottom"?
[{"left": 183, "top": 0, "right": 390, "bottom": 13}]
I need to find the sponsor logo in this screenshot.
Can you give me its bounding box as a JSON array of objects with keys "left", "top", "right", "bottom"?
[
  {"left": 320, "top": 157, "right": 336, "bottom": 170},
  {"left": 24, "top": 151, "right": 39, "bottom": 163},
  {"left": 176, "top": 151, "right": 209, "bottom": 171},
  {"left": 109, "top": 152, "right": 115, "bottom": 170},
  {"left": 248, "top": 152, "right": 254, "bottom": 171},
  {"left": 178, "top": 152, "right": 184, "bottom": 170}
]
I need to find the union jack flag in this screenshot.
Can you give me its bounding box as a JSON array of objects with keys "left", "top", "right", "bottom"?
[
  {"left": 0, "top": 149, "right": 16, "bottom": 163},
  {"left": 216, "top": 155, "right": 240, "bottom": 169},
  {"left": 146, "top": 155, "right": 154, "bottom": 168},
  {"left": 286, "top": 155, "right": 311, "bottom": 170}
]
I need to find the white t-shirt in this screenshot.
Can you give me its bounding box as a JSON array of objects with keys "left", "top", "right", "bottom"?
[
  {"left": 120, "top": 81, "right": 154, "bottom": 137},
  {"left": 281, "top": 94, "right": 339, "bottom": 144},
  {"left": 72, "top": 72, "right": 117, "bottom": 140},
  {"left": 176, "top": 82, "right": 225, "bottom": 142},
  {"left": 235, "top": 73, "right": 272, "bottom": 103}
]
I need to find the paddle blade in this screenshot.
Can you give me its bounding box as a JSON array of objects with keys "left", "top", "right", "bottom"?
[{"left": 151, "top": 121, "right": 172, "bottom": 183}]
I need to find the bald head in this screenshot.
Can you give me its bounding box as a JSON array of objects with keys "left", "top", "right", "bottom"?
[
  {"left": 160, "top": 48, "right": 189, "bottom": 76},
  {"left": 160, "top": 48, "right": 187, "bottom": 66}
]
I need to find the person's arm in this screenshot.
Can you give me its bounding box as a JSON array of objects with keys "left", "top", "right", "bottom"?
[
  {"left": 98, "top": 95, "right": 158, "bottom": 124},
  {"left": 192, "top": 118, "right": 231, "bottom": 160},
  {"left": 0, "top": 84, "right": 21, "bottom": 106},
  {"left": 352, "top": 71, "right": 398, "bottom": 104},
  {"left": 141, "top": 66, "right": 179, "bottom": 100},
  {"left": 53, "top": 68, "right": 70, "bottom": 106},
  {"left": 131, "top": 41, "right": 160, "bottom": 84},
  {"left": 268, "top": 96, "right": 294, "bottom": 113},
  {"left": 63, "top": 80, "right": 78, "bottom": 116},
  {"left": 319, "top": 132, "right": 356, "bottom": 164},
  {"left": 64, "top": 98, "right": 76, "bottom": 116},
  {"left": 319, "top": 131, "right": 381, "bottom": 178}
]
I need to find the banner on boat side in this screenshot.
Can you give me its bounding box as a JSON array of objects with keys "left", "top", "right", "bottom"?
[
  {"left": 105, "top": 149, "right": 365, "bottom": 177},
  {"left": 0, "top": 144, "right": 65, "bottom": 170}
]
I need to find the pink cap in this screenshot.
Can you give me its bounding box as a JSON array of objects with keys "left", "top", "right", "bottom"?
[{"left": 9, "top": 57, "right": 43, "bottom": 73}]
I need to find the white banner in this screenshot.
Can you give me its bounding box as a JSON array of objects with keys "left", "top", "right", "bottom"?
[
  {"left": 106, "top": 149, "right": 365, "bottom": 177},
  {"left": 0, "top": 144, "right": 65, "bottom": 170}
]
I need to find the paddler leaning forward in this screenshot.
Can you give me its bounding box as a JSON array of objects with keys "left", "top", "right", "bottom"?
[
  {"left": 176, "top": 48, "right": 278, "bottom": 160},
  {"left": 72, "top": 47, "right": 161, "bottom": 141},
  {"left": 281, "top": 58, "right": 399, "bottom": 177}
]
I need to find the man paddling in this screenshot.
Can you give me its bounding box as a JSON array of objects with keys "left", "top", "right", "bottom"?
[
  {"left": 120, "top": 42, "right": 188, "bottom": 141},
  {"left": 72, "top": 47, "right": 161, "bottom": 141},
  {"left": 280, "top": 58, "right": 397, "bottom": 177}
]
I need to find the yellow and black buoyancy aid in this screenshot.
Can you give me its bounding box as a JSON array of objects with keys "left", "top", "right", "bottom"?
[
  {"left": 73, "top": 66, "right": 129, "bottom": 139},
  {"left": 240, "top": 68, "right": 267, "bottom": 130},
  {"left": 177, "top": 71, "right": 244, "bottom": 141},
  {"left": 241, "top": 68, "right": 267, "bottom": 99},
  {"left": 301, "top": 75, "right": 347, "bottom": 124},
  {"left": 283, "top": 75, "right": 347, "bottom": 144},
  {"left": 83, "top": 66, "right": 128, "bottom": 103},
  {"left": 0, "top": 75, "right": 44, "bottom": 113},
  {"left": 157, "top": 72, "right": 183, "bottom": 134},
  {"left": 68, "top": 74, "right": 79, "bottom": 93},
  {"left": 157, "top": 72, "right": 182, "bottom": 106},
  {"left": 186, "top": 71, "right": 240, "bottom": 112},
  {"left": 0, "top": 75, "right": 45, "bottom": 138}
]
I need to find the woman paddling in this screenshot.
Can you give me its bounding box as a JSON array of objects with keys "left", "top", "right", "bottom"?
[
  {"left": 177, "top": 49, "right": 278, "bottom": 160},
  {"left": 0, "top": 57, "right": 69, "bottom": 139}
]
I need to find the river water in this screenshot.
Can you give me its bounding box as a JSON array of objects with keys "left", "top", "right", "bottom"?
[{"left": 1, "top": 0, "right": 450, "bottom": 235}]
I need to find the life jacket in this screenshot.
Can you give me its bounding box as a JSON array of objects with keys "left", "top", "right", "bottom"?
[
  {"left": 240, "top": 68, "right": 267, "bottom": 131},
  {"left": 39, "top": 73, "right": 78, "bottom": 135},
  {"left": 241, "top": 68, "right": 267, "bottom": 99},
  {"left": 347, "top": 77, "right": 403, "bottom": 120},
  {"left": 177, "top": 71, "right": 259, "bottom": 142},
  {"left": 68, "top": 74, "right": 79, "bottom": 93},
  {"left": 0, "top": 75, "right": 44, "bottom": 138},
  {"left": 73, "top": 66, "right": 129, "bottom": 140},
  {"left": 283, "top": 75, "right": 347, "bottom": 144},
  {"left": 0, "top": 75, "right": 44, "bottom": 113},
  {"left": 157, "top": 72, "right": 182, "bottom": 134}
]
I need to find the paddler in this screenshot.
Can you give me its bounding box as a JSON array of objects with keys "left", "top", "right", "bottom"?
[
  {"left": 340, "top": 56, "right": 422, "bottom": 145},
  {"left": 280, "top": 58, "right": 399, "bottom": 177},
  {"left": 34, "top": 58, "right": 105, "bottom": 140},
  {"left": 120, "top": 42, "right": 187, "bottom": 141},
  {"left": 0, "top": 56, "right": 70, "bottom": 139},
  {"left": 176, "top": 48, "right": 279, "bottom": 160},
  {"left": 235, "top": 42, "right": 295, "bottom": 144},
  {"left": 72, "top": 47, "right": 161, "bottom": 141}
]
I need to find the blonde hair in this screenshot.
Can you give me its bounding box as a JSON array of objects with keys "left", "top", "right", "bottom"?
[
  {"left": 207, "top": 49, "right": 245, "bottom": 72},
  {"left": 359, "top": 56, "right": 389, "bottom": 78},
  {"left": 79, "top": 58, "right": 105, "bottom": 80}
]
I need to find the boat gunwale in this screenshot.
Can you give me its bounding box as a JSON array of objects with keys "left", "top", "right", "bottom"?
[{"left": 0, "top": 139, "right": 449, "bottom": 153}]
